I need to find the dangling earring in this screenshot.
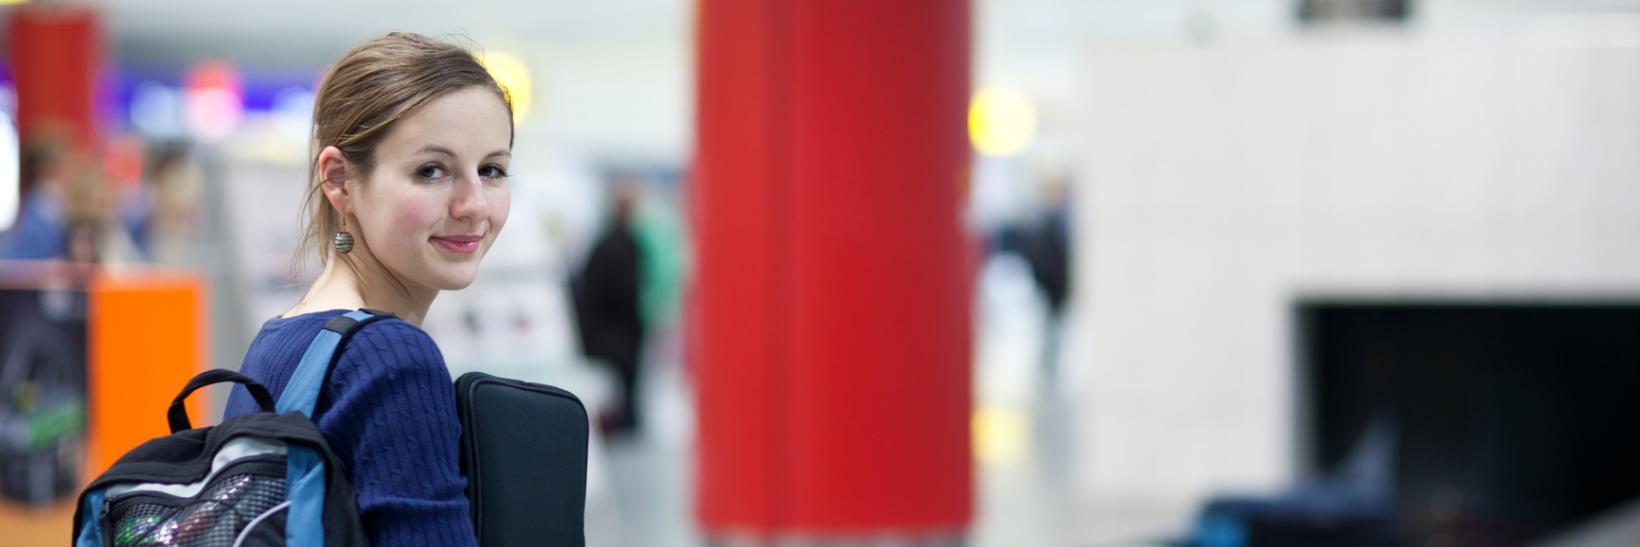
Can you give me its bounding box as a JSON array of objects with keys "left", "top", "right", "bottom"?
[{"left": 334, "top": 216, "right": 355, "bottom": 254}]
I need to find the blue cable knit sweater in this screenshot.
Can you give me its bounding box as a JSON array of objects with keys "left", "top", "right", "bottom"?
[{"left": 224, "top": 309, "right": 477, "bottom": 546}]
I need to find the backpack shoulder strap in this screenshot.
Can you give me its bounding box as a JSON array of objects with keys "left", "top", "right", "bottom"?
[{"left": 276, "top": 309, "right": 394, "bottom": 417}]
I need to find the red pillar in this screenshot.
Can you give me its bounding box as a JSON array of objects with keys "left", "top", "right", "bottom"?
[
  {"left": 694, "top": 0, "right": 972, "bottom": 536},
  {"left": 6, "top": 6, "right": 102, "bottom": 151}
]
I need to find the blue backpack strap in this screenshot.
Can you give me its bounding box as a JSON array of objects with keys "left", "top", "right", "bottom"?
[
  {"left": 285, "top": 445, "right": 327, "bottom": 545},
  {"left": 275, "top": 309, "right": 391, "bottom": 417},
  {"left": 276, "top": 309, "right": 391, "bottom": 545},
  {"left": 74, "top": 489, "right": 105, "bottom": 547}
]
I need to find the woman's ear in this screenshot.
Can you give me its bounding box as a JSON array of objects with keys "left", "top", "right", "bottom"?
[{"left": 317, "top": 146, "right": 353, "bottom": 215}]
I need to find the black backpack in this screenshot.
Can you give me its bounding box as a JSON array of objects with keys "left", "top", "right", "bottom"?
[{"left": 71, "top": 310, "right": 388, "bottom": 546}]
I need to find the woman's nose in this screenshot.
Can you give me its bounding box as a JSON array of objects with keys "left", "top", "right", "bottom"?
[{"left": 450, "top": 174, "right": 488, "bottom": 220}]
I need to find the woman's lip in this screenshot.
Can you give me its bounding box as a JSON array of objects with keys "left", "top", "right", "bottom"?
[{"left": 431, "top": 236, "right": 480, "bottom": 254}]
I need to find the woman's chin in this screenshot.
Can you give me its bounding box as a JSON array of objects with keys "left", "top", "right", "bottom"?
[
  {"left": 434, "top": 275, "right": 478, "bottom": 291},
  {"left": 421, "top": 267, "right": 480, "bottom": 291}
]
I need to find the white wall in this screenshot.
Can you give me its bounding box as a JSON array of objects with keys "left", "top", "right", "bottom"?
[{"left": 1072, "top": 14, "right": 1640, "bottom": 515}]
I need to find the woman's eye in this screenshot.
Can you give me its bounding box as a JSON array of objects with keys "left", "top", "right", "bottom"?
[
  {"left": 417, "top": 164, "right": 447, "bottom": 180},
  {"left": 479, "top": 164, "right": 510, "bottom": 180}
]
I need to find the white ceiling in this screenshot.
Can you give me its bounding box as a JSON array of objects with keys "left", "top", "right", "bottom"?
[
  {"left": 9, "top": 0, "right": 1636, "bottom": 159},
  {"left": 12, "top": 0, "right": 1634, "bottom": 71},
  {"left": 95, "top": 0, "right": 689, "bottom": 70}
]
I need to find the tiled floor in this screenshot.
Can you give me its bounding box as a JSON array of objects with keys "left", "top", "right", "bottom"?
[{"left": 594, "top": 256, "right": 1184, "bottom": 546}]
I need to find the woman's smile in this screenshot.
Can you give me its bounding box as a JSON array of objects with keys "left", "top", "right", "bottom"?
[{"left": 430, "top": 234, "right": 481, "bottom": 254}]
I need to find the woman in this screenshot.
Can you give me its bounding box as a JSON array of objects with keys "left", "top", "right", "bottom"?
[{"left": 225, "top": 32, "right": 513, "bottom": 546}]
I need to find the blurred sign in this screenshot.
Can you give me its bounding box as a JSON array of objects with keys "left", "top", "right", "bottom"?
[{"left": 1298, "top": 0, "right": 1411, "bottom": 24}]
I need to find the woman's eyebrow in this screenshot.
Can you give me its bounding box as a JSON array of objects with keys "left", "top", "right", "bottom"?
[
  {"left": 414, "top": 144, "right": 456, "bottom": 157},
  {"left": 415, "top": 145, "right": 509, "bottom": 161}
]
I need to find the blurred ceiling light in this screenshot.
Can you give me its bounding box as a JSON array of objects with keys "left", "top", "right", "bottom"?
[
  {"left": 480, "top": 51, "right": 532, "bottom": 124},
  {"left": 271, "top": 86, "right": 315, "bottom": 142},
  {"left": 969, "top": 87, "right": 1037, "bottom": 157},
  {"left": 0, "top": 111, "right": 16, "bottom": 229},
  {"left": 0, "top": 0, "right": 28, "bottom": 5},
  {"left": 972, "top": 404, "right": 1028, "bottom": 465},
  {"left": 183, "top": 61, "right": 244, "bottom": 143},
  {"left": 131, "top": 81, "right": 183, "bottom": 138}
]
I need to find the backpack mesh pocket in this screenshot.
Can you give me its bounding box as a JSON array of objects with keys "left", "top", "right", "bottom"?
[{"left": 106, "top": 461, "right": 287, "bottom": 547}]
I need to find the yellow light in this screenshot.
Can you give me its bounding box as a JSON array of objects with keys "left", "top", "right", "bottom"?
[
  {"left": 972, "top": 405, "right": 1029, "bottom": 465},
  {"left": 480, "top": 51, "right": 532, "bottom": 124},
  {"left": 968, "top": 87, "right": 1037, "bottom": 157}
]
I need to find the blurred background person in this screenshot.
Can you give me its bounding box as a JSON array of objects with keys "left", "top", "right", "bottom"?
[
  {"left": 139, "top": 143, "right": 204, "bottom": 266},
  {"left": 1020, "top": 170, "right": 1072, "bottom": 384},
  {"left": 2, "top": 132, "right": 73, "bottom": 260},
  {"left": 575, "top": 175, "right": 645, "bottom": 436}
]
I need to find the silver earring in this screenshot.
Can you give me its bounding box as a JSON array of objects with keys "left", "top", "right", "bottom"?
[{"left": 334, "top": 217, "right": 355, "bottom": 254}]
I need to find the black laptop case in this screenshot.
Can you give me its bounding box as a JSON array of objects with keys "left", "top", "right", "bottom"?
[{"left": 454, "top": 372, "right": 589, "bottom": 547}]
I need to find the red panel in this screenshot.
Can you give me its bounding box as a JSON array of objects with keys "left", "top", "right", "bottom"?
[
  {"left": 785, "top": 0, "right": 973, "bottom": 529},
  {"left": 694, "top": 0, "right": 972, "bottom": 534},
  {"left": 7, "top": 7, "right": 102, "bottom": 151},
  {"left": 692, "top": 0, "right": 787, "bottom": 529}
]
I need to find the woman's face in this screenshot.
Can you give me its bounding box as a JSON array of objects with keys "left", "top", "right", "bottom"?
[{"left": 351, "top": 86, "right": 512, "bottom": 292}]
